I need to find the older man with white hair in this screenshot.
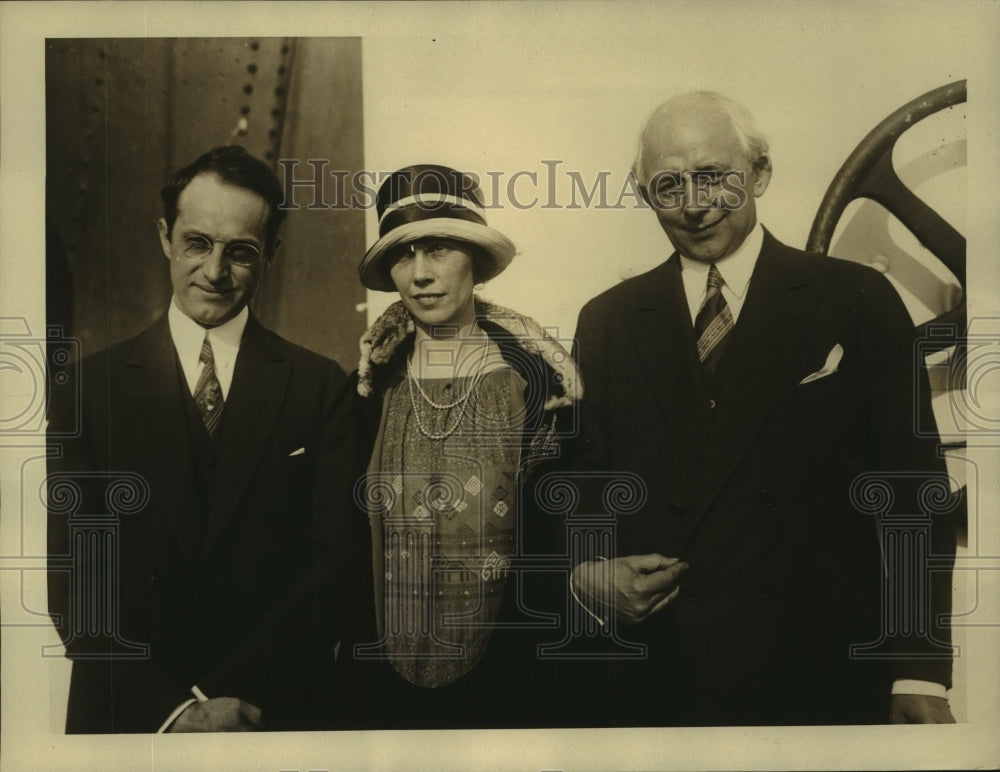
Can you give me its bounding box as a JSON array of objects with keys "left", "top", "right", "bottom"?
[{"left": 564, "top": 91, "right": 956, "bottom": 725}]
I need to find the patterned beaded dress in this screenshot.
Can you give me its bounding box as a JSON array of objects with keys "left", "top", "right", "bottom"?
[
  {"left": 339, "top": 299, "right": 582, "bottom": 728},
  {"left": 365, "top": 353, "right": 527, "bottom": 691}
]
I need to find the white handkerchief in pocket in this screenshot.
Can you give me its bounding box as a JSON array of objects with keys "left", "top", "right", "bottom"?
[
  {"left": 798, "top": 343, "right": 843, "bottom": 385},
  {"left": 289, "top": 447, "right": 306, "bottom": 457}
]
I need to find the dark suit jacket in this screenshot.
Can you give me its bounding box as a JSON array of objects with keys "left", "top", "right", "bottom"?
[
  {"left": 565, "top": 230, "right": 955, "bottom": 725},
  {"left": 47, "top": 313, "right": 355, "bottom": 732}
]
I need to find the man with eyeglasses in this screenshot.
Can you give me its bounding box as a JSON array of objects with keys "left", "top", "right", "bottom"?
[
  {"left": 47, "top": 146, "right": 354, "bottom": 732},
  {"left": 563, "top": 91, "right": 956, "bottom": 725}
]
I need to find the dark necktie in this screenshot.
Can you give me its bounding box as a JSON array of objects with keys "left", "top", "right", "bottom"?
[
  {"left": 193, "top": 334, "right": 224, "bottom": 436},
  {"left": 694, "top": 263, "right": 734, "bottom": 379}
]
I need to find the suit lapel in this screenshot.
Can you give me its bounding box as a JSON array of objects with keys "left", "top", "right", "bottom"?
[
  {"left": 119, "top": 315, "right": 204, "bottom": 561},
  {"left": 201, "top": 316, "right": 291, "bottom": 558},
  {"left": 699, "top": 232, "right": 821, "bottom": 510},
  {"left": 629, "top": 257, "right": 713, "bottom": 460}
]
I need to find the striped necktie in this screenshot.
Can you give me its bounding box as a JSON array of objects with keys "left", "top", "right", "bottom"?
[
  {"left": 193, "top": 333, "right": 224, "bottom": 436},
  {"left": 694, "top": 263, "right": 734, "bottom": 378}
]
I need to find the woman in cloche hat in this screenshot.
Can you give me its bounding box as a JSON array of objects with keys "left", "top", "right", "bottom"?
[{"left": 337, "top": 164, "right": 581, "bottom": 728}]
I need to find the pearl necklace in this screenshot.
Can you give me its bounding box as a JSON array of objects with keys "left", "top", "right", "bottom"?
[{"left": 406, "top": 336, "right": 492, "bottom": 440}]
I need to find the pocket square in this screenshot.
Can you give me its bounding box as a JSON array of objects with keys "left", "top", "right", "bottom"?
[
  {"left": 798, "top": 343, "right": 843, "bottom": 385},
  {"left": 289, "top": 447, "right": 306, "bottom": 457}
]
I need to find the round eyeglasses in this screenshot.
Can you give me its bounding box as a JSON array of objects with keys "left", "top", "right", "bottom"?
[{"left": 182, "top": 234, "right": 262, "bottom": 267}]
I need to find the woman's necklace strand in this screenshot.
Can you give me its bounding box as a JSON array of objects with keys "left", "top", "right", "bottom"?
[
  {"left": 406, "top": 336, "right": 492, "bottom": 440},
  {"left": 406, "top": 335, "right": 491, "bottom": 409}
]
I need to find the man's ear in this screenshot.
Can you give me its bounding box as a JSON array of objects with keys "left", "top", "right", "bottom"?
[
  {"left": 266, "top": 235, "right": 282, "bottom": 267},
  {"left": 751, "top": 154, "right": 772, "bottom": 197},
  {"left": 157, "top": 218, "right": 172, "bottom": 260},
  {"left": 631, "top": 167, "right": 653, "bottom": 207}
]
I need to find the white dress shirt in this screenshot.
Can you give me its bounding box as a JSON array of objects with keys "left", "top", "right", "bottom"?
[
  {"left": 167, "top": 299, "right": 248, "bottom": 398},
  {"left": 679, "top": 222, "right": 764, "bottom": 325}
]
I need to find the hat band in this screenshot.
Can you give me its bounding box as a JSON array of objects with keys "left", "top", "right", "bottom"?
[
  {"left": 378, "top": 200, "right": 488, "bottom": 238},
  {"left": 379, "top": 194, "right": 485, "bottom": 224}
]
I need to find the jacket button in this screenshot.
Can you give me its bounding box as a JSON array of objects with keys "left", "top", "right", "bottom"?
[
  {"left": 669, "top": 504, "right": 683, "bottom": 518},
  {"left": 759, "top": 489, "right": 776, "bottom": 507},
  {"left": 708, "top": 399, "right": 717, "bottom": 409}
]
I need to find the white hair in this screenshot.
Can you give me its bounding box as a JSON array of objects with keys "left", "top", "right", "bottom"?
[{"left": 632, "top": 91, "right": 770, "bottom": 186}]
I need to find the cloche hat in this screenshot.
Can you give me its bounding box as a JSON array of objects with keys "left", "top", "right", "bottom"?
[{"left": 358, "top": 164, "right": 516, "bottom": 291}]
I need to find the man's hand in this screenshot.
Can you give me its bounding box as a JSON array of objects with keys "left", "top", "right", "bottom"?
[
  {"left": 167, "top": 697, "right": 264, "bottom": 732},
  {"left": 571, "top": 554, "right": 689, "bottom": 625},
  {"left": 889, "top": 694, "right": 956, "bottom": 724}
]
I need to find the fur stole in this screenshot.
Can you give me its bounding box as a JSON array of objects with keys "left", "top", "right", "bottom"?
[{"left": 356, "top": 297, "right": 582, "bottom": 411}]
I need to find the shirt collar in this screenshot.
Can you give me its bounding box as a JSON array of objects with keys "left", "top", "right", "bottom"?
[
  {"left": 678, "top": 221, "right": 764, "bottom": 298},
  {"left": 167, "top": 299, "right": 249, "bottom": 366}
]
